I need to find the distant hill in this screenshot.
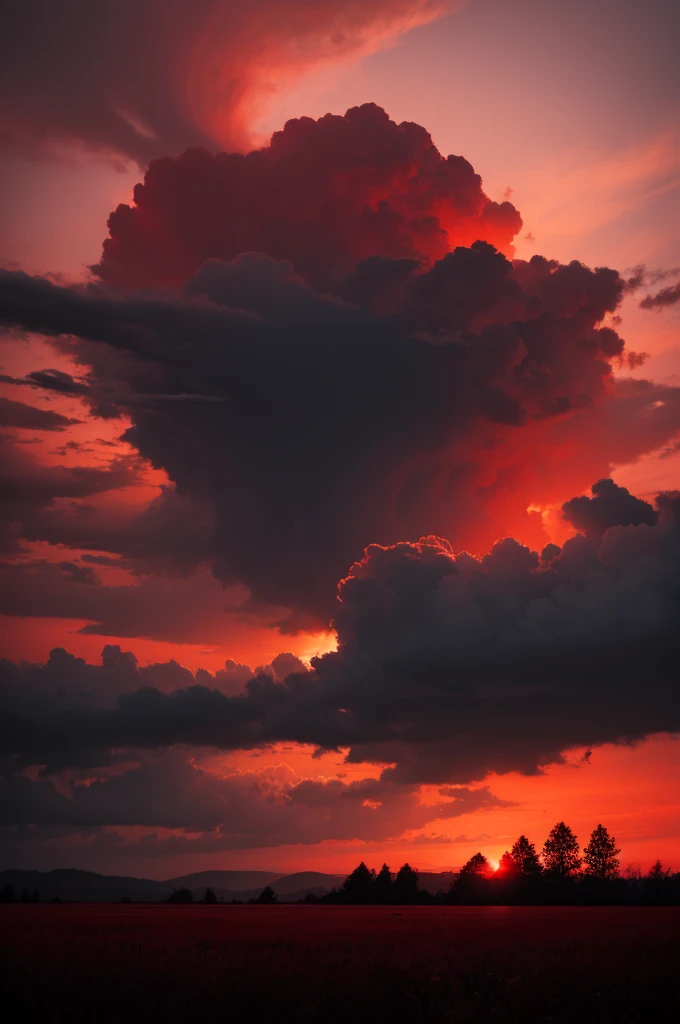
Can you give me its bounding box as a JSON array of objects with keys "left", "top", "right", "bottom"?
[
  {"left": 0, "top": 867, "right": 454, "bottom": 903},
  {"left": 0, "top": 868, "right": 165, "bottom": 903},
  {"left": 269, "top": 871, "right": 345, "bottom": 895},
  {"left": 165, "top": 870, "right": 281, "bottom": 893},
  {"left": 0, "top": 867, "right": 344, "bottom": 903}
]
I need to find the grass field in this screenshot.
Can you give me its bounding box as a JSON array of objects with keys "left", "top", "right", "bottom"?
[{"left": 1, "top": 904, "right": 677, "bottom": 1022}]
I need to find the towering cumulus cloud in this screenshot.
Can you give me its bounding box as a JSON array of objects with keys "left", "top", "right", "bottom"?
[
  {"left": 1, "top": 101, "right": 679, "bottom": 860},
  {"left": 95, "top": 103, "right": 521, "bottom": 289},
  {"left": 1, "top": 102, "right": 678, "bottom": 624},
  {"left": 1, "top": 1, "right": 451, "bottom": 162}
]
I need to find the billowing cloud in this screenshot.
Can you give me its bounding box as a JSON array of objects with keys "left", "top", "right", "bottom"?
[
  {"left": 562, "top": 477, "right": 658, "bottom": 539},
  {"left": 2, "top": 97, "right": 679, "bottom": 861},
  {"left": 6, "top": 218, "right": 679, "bottom": 625},
  {"left": 94, "top": 103, "right": 521, "bottom": 290},
  {"left": 2, "top": 483, "right": 678, "bottom": 786},
  {"left": 1, "top": 2, "right": 452, "bottom": 163}
]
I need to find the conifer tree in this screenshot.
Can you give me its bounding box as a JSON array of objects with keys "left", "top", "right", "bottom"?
[
  {"left": 498, "top": 851, "right": 517, "bottom": 875},
  {"left": 510, "top": 834, "right": 542, "bottom": 874},
  {"left": 583, "top": 824, "right": 620, "bottom": 880},
  {"left": 647, "top": 860, "right": 671, "bottom": 880},
  {"left": 256, "top": 886, "right": 277, "bottom": 904},
  {"left": 459, "top": 852, "right": 489, "bottom": 876},
  {"left": 542, "top": 822, "right": 581, "bottom": 878},
  {"left": 341, "top": 862, "right": 376, "bottom": 903},
  {"left": 393, "top": 863, "right": 420, "bottom": 903},
  {"left": 374, "top": 863, "right": 394, "bottom": 903}
]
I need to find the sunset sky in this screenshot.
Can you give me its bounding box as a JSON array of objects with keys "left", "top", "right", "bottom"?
[{"left": 0, "top": 0, "right": 678, "bottom": 879}]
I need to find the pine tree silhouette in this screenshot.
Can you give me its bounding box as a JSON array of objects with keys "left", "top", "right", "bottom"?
[
  {"left": 583, "top": 824, "right": 620, "bottom": 880},
  {"left": 341, "top": 862, "right": 376, "bottom": 904},
  {"left": 256, "top": 886, "right": 277, "bottom": 904},
  {"left": 511, "top": 835, "right": 542, "bottom": 874},
  {"left": 542, "top": 822, "right": 581, "bottom": 878},
  {"left": 459, "top": 852, "right": 489, "bottom": 876},
  {"left": 373, "top": 863, "right": 394, "bottom": 904},
  {"left": 393, "top": 863, "right": 420, "bottom": 904}
]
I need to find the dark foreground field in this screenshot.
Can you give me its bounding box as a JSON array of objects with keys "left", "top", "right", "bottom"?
[{"left": 1, "top": 905, "right": 677, "bottom": 1023}]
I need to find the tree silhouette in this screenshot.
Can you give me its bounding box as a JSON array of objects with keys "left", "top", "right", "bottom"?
[
  {"left": 511, "top": 835, "right": 542, "bottom": 874},
  {"left": 542, "top": 822, "right": 581, "bottom": 878},
  {"left": 498, "top": 851, "right": 518, "bottom": 875},
  {"left": 20, "top": 888, "right": 31, "bottom": 903},
  {"left": 373, "top": 863, "right": 394, "bottom": 904},
  {"left": 203, "top": 888, "right": 218, "bottom": 904},
  {"left": 0, "top": 884, "right": 16, "bottom": 903},
  {"left": 341, "top": 862, "right": 376, "bottom": 904},
  {"left": 256, "top": 886, "right": 277, "bottom": 904},
  {"left": 648, "top": 859, "right": 671, "bottom": 881},
  {"left": 645, "top": 860, "right": 674, "bottom": 905},
  {"left": 583, "top": 824, "right": 620, "bottom": 880},
  {"left": 460, "top": 852, "right": 489, "bottom": 876},
  {"left": 393, "top": 863, "right": 420, "bottom": 904},
  {"left": 449, "top": 853, "right": 490, "bottom": 904},
  {"left": 168, "top": 887, "right": 193, "bottom": 904}
]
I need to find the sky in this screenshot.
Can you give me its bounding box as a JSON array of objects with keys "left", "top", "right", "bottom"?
[{"left": 0, "top": 0, "right": 678, "bottom": 879}]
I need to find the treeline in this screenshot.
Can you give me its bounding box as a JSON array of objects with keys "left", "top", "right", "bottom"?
[
  {"left": 318, "top": 823, "right": 679, "bottom": 906},
  {"left": 165, "top": 886, "right": 278, "bottom": 905},
  {"left": 3, "top": 823, "right": 677, "bottom": 907},
  {"left": 0, "top": 886, "right": 41, "bottom": 904}
]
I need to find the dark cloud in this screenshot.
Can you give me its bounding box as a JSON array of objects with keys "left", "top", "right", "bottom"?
[
  {"left": 22, "top": 368, "right": 91, "bottom": 397},
  {"left": 4, "top": 238, "right": 671, "bottom": 627},
  {"left": 562, "top": 478, "right": 658, "bottom": 540},
  {"left": 19, "top": 484, "right": 214, "bottom": 578},
  {"left": 640, "top": 281, "right": 680, "bottom": 310},
  {"left": 94, "top": 104, "right": 521, "bottom": 290},
  {"left": 0, "top": 3, "right": 450, "bottom": 163},
  {"left": 0, "top": 749, "right": 504, "bottom": 848},
  {"left": 0, "top": 397, "right": 81, "bottom": 432},
  {"left": 2, "top": 485, "right": 678, "bottom": 785},
  {"left": 624, "top": 265, "right": 680, "bottom": 293},
  {"left": 0, "top": 560, "right": 270, "bottom": 646},
  {"left": 0, "top": 436, "right": 143, "bottom": 553},
  {"left": 55, "top": 560, "right": 99, "bottom": 585}
]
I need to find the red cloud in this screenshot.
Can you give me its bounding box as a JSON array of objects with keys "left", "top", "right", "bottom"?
[
  {"left": 0, "top": 2, "right": 453, "bottom": 163},
  {"left": 95, "top": 104, "right": 521, "bottom": 290}
]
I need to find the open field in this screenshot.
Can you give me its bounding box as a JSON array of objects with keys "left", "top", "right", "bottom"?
[{"left": 1, "top": 905, "right": 677, "bottom": 1022}]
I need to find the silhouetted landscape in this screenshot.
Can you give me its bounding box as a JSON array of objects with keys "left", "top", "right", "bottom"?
[
  {"left": 3, "top": 823, "right": 678, "bottom": 907},
  {"left": 4, "top": 823, "right": 678, "bottom": 1019},
  {"left": 2, "top": 1, "right": 679, "bottom": 1021}
]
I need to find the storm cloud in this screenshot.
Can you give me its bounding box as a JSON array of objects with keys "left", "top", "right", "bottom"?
[
  {"left": 2, "top": 482, "right": 678, "bottom": 787},
  {"left": 5, "top": 206, "right": 679, "bottom": 626},
  {"left": 2, "top": 96, "right": 679, "bottom": 860}
]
